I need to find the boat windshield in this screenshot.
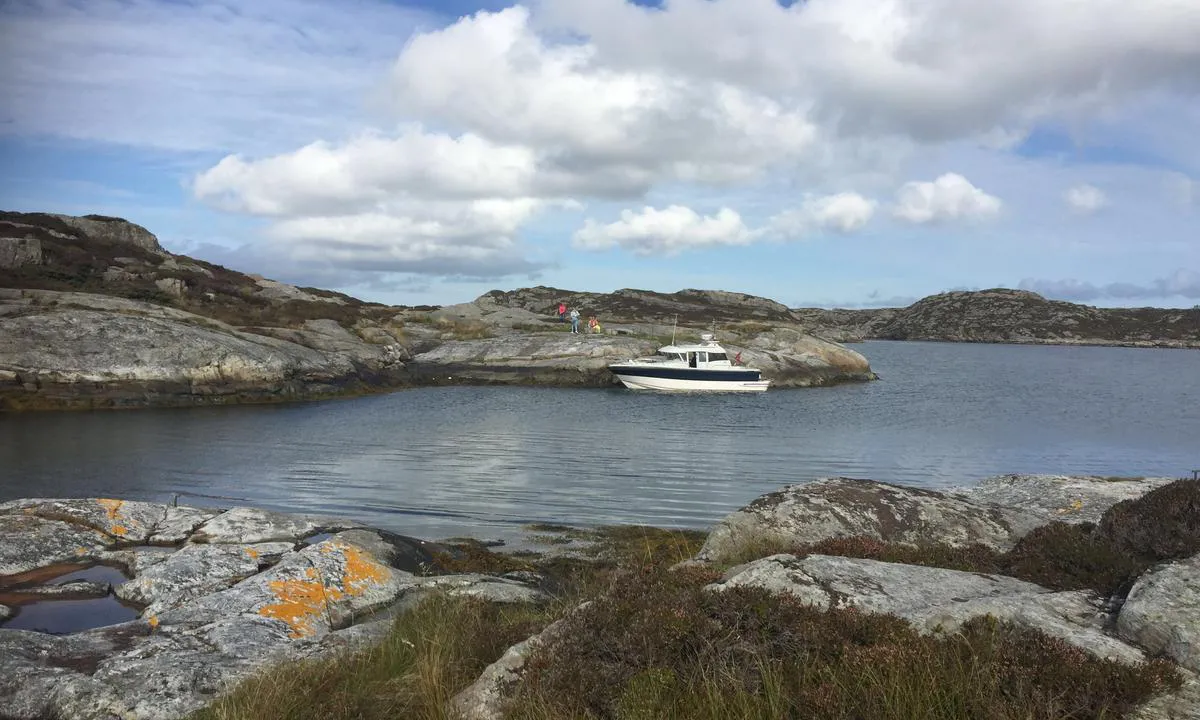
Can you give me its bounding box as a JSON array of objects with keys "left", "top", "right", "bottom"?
[{"left": 660, "top": 351, "right": 685, "bottom": 361}]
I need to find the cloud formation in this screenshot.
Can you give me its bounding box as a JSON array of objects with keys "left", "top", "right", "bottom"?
[
  {"left": 1019, "top": 270, "right": 1200, "bottom": 301},
  {"left": 572, "top": 206, "right": 758, "bottom": 256},
  {"left": 5, "top": 0, "right": 1199, "bottom": 290},
  {"left": 1064, "top": 184, "right": 1108, "bottom": 214},
  {"left": 892, "top": 174, "right": 1002, "bottom": 224}
]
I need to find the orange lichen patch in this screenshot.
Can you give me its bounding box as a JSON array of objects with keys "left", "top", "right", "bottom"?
[
  {"left": 244, "top": 548, "right": 259, "bottom": 560},
  {"left": 147, "top": 614, "right": 159, "bottom": 629},
  {"left": 321, "top": 541, "right": 389, "bottom": 595},
  {"left": 96, "top": 499, "right": 130, "bottom": 537},
  {"left": 257, "top": 543, "right": 391, "bottom": 639},
  {"left": 258, "top": 568, "right": 344, "bottom": 639}
]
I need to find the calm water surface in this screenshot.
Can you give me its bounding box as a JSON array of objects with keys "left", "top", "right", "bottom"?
[{"left": 2, "top": 341, "right": 1197, "bottom": 540}]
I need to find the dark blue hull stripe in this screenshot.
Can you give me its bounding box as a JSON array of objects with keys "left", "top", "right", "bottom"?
[{"left": 609, "top": 366, "right": 762, "bottom": 382}]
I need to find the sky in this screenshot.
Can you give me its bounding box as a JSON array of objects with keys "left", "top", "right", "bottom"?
[{"left": 1, "top": 0, "right": 1199, "bottom": 309}]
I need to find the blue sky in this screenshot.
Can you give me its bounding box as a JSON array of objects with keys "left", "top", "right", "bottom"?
[{"left": 1, "top": 0, "right": 1198, "bottom": 308}]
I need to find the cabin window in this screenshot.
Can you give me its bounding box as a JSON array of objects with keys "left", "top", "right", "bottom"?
[
  {"left": 696, "top": 352, "right": 708, "bottom": 364},
  {"left": 708, "top": 352, "right": 727, "bottom": 362}
]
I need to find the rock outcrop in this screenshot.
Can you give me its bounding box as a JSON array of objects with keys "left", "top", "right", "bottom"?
[
  {"left": 2, "top": 212, "right": 881, "bottom": 409},
  {"left": 694, "top": 477, "right": 1040, "bottom": 563},
  {"left": 793, "top": 288, "right": 1200, "bottom": 348},
  {"left": 0, "top": 290, "right": 408, "bottom": 410},
  {"left": 711, "top": 553, "right": 1144, "bottom": 664},
  {"left": 0, "top": 498, "right": 546, "bottom": 720}
]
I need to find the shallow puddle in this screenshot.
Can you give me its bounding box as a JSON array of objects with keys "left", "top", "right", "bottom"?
[
  {"left": 1, "top": 596, "right": 140, "bottom": 634},
  {"left": 0, "top": 563, "right": 140, "bottom": 635},
  {"left": 300, "top": 532, "right": 335, "bottom": 546}
]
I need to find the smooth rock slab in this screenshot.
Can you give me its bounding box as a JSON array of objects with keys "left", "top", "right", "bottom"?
[
  {"left": 116, "top": 542, "right": 295, "bottom": 615},
  {"left": 150, "top": 505, "right": 221, "bottom": 544},
  {"left": 191, "top": 506, "right": 360, "bottom": 544},
  {"left": 712, "top": 554, "right": 1146, "bottom": 664},
  {"left": 953, "top": 474, "right": 1175, "bottom": 530},
  {"left": 0, "top": 514, "right": 112, "bottom": 577},
  {"left": 157, "top": 531, "right": 415, "bottom": 638},
  {"left": 696, "top": 477, "right": 1035, "bottom": 563},
  {"left": 18, "top": 498, "right": 170, "bottom": 543},
  {"left": 414, "top": 573, "right": 547, "bottom": 604},
  {"left": 1119, "top": 553, "right": 1200, "bottom": 673}
]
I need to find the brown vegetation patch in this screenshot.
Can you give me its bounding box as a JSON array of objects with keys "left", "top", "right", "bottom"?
[
  {"left": 1096, "top": 479, "right": 1200, "bottom": 563},
  {"left": 511, "top": 563, "right": 1179, "bottom": 720}
]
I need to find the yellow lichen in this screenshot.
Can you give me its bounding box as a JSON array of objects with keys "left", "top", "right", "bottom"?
[
  {"left": 147, "top": 614, "right": 159, "bottom": 629},
  {"left": 256, "top": 542, "right": 390, "bottom": 639},
  {"left": 96, "top": 499, "right": 130, "bottom": 536}
]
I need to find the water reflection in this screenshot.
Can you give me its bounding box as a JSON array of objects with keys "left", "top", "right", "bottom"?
[{"left": 1, "top": 342, "right": 1197, "bottom": 541}]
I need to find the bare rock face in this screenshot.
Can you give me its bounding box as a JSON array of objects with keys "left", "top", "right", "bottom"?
[
  {"left": 0, "top": 291, "right": 407, "bottom": 410},
  {"left": 0, "top": 514, "right": 112, "bottom": 576},
  {"left": 0, "top": 237, "right": 42, "bottom": 269},
  {"left": 952, "top": 474, "right": 1179, "bottom": 531},
  {"left": 408, "top": 334, "right": 657, "bottom": 386},
  {"left": 711, "top": 554, "right": 1147, "bottom": 664},
  {"left": 1118, "top": 553, "right": 1200, "bottom": 673},
  {"left": 50, "top": 214, "right": 164, "bottom": 254},
  {"left": 695, "top": 477, "right": 1035, "bottom": 563}
]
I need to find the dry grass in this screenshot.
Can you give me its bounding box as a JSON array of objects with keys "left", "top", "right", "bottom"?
[{"left": 192, "top": 595, "right": 545, "bottom": 720}]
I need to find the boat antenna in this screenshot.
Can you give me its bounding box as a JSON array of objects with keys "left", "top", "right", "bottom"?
[{"left": 670, "top": 315, "right": 678, "bottom": 345}]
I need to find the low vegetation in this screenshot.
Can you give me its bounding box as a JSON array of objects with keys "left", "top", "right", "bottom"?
[
  {"left": 189, "top": 497, "right": 1191, "bottom": 720},
  {"left": 510, "top": 564, "right": 1178, "bottom": 720}
]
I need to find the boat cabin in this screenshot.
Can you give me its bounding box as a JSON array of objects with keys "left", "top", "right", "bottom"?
[{"left": 655, "top": 334, "right": 733, "bottom": 368}]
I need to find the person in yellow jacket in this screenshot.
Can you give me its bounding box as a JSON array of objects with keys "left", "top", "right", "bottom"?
[{"left": 588, "top": 316, "right": 602, "bottom": 333}]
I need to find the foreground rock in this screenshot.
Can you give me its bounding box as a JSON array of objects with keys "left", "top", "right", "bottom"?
[
  {"left": 1119, "top": 553, "right": 1200, "bottom": 673},
  {"left": 694, "top": 477, "right": 1039, "bottom": 563},
  {"left": 0, "top": 498, "right": 546, "bottom": 720},
  {"left": 712, "top": 553, "right": 1144, "bottom": 664},
  {"left": 952, "top": 474, "right": 1179, "bottom": 526}
]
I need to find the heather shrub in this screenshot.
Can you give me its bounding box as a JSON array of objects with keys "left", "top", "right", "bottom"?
[
  {"left": 1096, "top": 479, "right": 1200, "bottom": 563},
  {"left": 509, "top": 564, "right": 1179, "bottom": 720},
  {"left": 1004, "top": 522, "right": 1140, "bottom": 596}
]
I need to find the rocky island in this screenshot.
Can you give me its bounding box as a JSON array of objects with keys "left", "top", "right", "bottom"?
[
  {"left": 793, "top": 289, "right": 1200, "bottom": 348},
  {"left": 0, "top": 211, "right": 874, "bottom": 411},
  {"left": 1, "top": 474, "right": 1197, "bottom": 719}
]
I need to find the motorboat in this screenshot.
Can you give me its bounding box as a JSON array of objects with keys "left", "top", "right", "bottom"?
[{"left": 608, "top": 333, "right": 770, "bottom": 392}]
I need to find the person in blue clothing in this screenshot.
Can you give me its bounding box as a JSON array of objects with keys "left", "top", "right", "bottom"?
[{"left": 569, "top": 308, "right": 580, "bottom": 333}]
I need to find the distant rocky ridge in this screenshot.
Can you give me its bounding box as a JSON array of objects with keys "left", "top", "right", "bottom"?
[
  {"left": 0, "top": 212, "right": 875, "bottom": 410},
  {"left": 791, "top": 289, "right": 1200, "bottom": 348}
]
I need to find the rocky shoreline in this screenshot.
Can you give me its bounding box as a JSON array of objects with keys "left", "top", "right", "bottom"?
[
  {"left": 2, "top": 474, "right": 1198, "bottom": 719},
  {"left": 1, "top": 212, "right": 876, "bottom": 411}
]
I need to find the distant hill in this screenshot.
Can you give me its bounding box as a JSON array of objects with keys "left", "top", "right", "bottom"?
[{"left": 791, "top": 289, "right": 1200, "bottom": 348}]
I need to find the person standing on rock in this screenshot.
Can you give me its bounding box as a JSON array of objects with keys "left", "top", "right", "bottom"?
[
  {"left": 569, "top": 308, "right": 580, "bottom": 333},
  {"left": 558, "top": 302, "right": 567, "bottom": 323}
]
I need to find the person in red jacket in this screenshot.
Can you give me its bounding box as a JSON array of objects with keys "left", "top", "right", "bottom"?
[{"left": 557, "top": 302, "right": 567, "bottom": 323}]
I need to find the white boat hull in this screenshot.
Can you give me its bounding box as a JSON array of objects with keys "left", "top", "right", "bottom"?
[{"left": 612, "top": 373, "right": 771, "bottom": 393}]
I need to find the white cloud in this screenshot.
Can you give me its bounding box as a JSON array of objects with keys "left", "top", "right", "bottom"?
[
  {"left": 537, "top": 0, "right": 1200, "bottom": 143},
  {"left": 1064, "top": 184, "right": 1108, "bottom": 214},
  {"left": 381, "top": 6, "right": 818, "bottom": 194},
  {"left": 770, "top": 193, "right": 877, "bottom": 236},
  {"left": 892, "top": 173, "right": 1002, "bottom": 224},
  {"left": 572, "top": 206, "right": 758, "bottom": 256},
  {"left": 1019, "top": 270, "right": 1200, "bottom": 301}
]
